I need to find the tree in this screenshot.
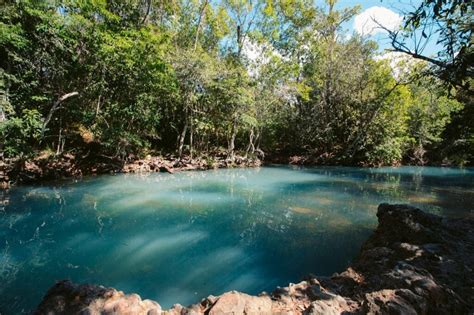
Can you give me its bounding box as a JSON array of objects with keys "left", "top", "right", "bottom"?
[
  {"left": 385, "top": 0, "right": 473, "bottom": 165},
  {"left": 405, "top": 68, "right": 463, "bottom": 164},
  {"left": 0, "top": 0, "right": 470, "bottom": 165},
  {"left": 385, "top": 0, "right": 473, "bottom": 89}
]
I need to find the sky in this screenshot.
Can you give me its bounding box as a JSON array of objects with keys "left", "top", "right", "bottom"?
[{"left": 333, "top": 0, "right": 442, "bottom": 57}]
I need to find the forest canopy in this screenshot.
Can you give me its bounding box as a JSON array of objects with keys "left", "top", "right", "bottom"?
[{"left": 1, "top": 0, "right": 472, "bottom": 166}]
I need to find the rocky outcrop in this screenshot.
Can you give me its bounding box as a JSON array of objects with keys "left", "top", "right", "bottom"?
[
  {"left": 34, "top": 280, "right": 162, "bottom": 315},
  {"left": 0, "top": 154, "right": 261, "bottom": 188},
  {"left": 35, "top": 204, "right": 474, "bottom": 314},
  {"left": 121, "top": 155, "right": 260, "bottom": 174}
]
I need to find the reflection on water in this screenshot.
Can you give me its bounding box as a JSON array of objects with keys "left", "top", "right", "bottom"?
[{"left": 0, "top": 166, "right": 473, "bottom": 313}]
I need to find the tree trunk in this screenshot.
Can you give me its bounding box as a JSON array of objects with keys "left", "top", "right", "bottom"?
[
  {"left": 228, "top": 118, "right": 237, "bottom": 161},
  {"left": 246, "top": 128, "right": 255, "bottom": 156},
  {"left": 141, "top": 0, "right": 152, "bottom": 25},
  {"left": 189, "top": 114, "right": 194, "bottom": 159},
  {"left": 1, "top": 60, "right": 11, "bottom": 123},
  {"left": 255, "top": 129, "right": 261, "bottom": 150},
  {"left": 237, "top": 25, "right": 242, "bottom": 57},
  {"left": 41, "top": 92, "right": 79, "bottom": 139},
  {"left": 96, "top": 95, "right": 101, "bottom": 117},
  {"left": 56, "top": 112, "right": 64, "bottom": 155},
  {"left": 178, "top": 121, "right": 188, "bottom": 159},
  {"left": 193, "top": 0, "right": 208, "bottom": 51}
]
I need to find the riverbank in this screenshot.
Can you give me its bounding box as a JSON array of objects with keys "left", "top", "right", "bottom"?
[
  {"left": 0, "top": 153, "right": 261, "bottom": 189},
  {"left": 2, "top": 150, "right": 470, "bottom": 189},
  {"left": 35, "top": 203, "right": 474, "bottom": 314},
  {"left": 267, "top": 152, "right": 472, "bottom": 167}
]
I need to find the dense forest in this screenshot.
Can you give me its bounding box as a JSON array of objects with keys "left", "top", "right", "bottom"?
[{"left": 0, "top": 0, "right": 472, "bottom": 166}]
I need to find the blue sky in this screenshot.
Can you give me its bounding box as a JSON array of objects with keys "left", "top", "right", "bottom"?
[{"left": 331, "top": 0, "right": 441, "bottom": 56}]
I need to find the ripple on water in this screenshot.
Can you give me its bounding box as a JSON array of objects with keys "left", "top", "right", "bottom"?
[{"left": 0, "top": 166, "right": 473, "bottom": 314}]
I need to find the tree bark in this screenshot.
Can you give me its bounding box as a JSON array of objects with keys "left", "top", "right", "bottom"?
[
  {"left": 41, "top": 92, "right": 79, "bottom": 139},
  {"left": 228, "top": 118, "right": 237, "bottom": 161},
  {"left": 246, "top": 128, "right": 255, "bottom": 155},
  {"left": 141, "top": 0, "right": 152, "bottom": 25},
  {"left": 193, "top": 0, "right": 208, "bottom": 51},
  {"left": 189, "top": 114, "right": 194, "bottom": 159},
  {"left": 178, "top": 116, "right": 188, "bottom": 159},
  {"left": 96, "top": 95, "right": 101, "bottom": 117},
  {"left": 1, "top": 62, "right": 11, "bottom": 123}
]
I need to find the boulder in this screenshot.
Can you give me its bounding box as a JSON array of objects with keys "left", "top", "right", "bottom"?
[
  {"left": 35, "top": 280, "right": 161, "bottom": 315},
  {"left": 208, "top": 292, "right": 272, "bottom": 315},
  {"left": 35, "top": 204, "right": 474, "bottom": 314}
]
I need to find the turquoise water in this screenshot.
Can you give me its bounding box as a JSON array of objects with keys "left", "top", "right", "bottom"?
[{"left": 1, "top": 166, "right": 473, "bottom": 314}]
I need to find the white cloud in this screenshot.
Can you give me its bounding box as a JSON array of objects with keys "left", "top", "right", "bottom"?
[{"left": 354, "top": 6, "right": 402, "bottom": 36}]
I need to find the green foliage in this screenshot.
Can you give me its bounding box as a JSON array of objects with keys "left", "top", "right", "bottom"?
[
  {"left": 0, "top": 109, "right": 42, "bottom": 157},
  {"left": 90, "top": 28, "right": 176, "bottom": 156},
  {"left": 0, "top": 0, "right": 470, "bottom": 165}
]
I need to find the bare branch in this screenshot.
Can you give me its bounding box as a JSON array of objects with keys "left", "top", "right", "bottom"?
[{"left": 41, "top": 92, "right": 79, "bottom": 139}]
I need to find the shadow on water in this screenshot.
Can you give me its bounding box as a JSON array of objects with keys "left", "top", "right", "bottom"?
[
  {"left": 1, "top": 166, "right": 473, "bottom": 313},
  {"left": 295, "top": 166, "right": 474, "bottom": 217}
]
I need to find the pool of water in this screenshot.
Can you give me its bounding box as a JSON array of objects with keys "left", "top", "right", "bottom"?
[{"left": 1, "top": 166, "right": 473, "bottom": 313}]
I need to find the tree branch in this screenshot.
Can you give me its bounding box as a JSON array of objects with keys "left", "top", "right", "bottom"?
[{"left": 41, "top": 92, "right": 79, "bottom": 139}]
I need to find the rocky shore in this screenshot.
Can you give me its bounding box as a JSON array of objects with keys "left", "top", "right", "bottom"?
[
  {"left": 0, "top": 153, "right": 261, "bottom": 188},
  {"left": 35, "top": 204, "right": 473, "bottom": 314}
]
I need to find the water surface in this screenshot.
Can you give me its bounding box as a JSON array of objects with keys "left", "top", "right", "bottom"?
[{"left": 1, "top": 166, "right": 473, "bottom": 313}]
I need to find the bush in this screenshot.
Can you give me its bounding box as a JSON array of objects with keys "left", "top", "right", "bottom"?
[{"left": 0, "top": 109, "right": 42, "bottom": 157}]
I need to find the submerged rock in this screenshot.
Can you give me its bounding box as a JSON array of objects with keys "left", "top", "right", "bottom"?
[{"left": 35, "top": 204, "right": 474, "bottom": 314}]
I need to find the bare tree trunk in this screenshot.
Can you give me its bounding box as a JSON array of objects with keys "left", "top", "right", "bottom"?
[
  {"left": 56, "top": 113, "right": 64, "bottom": 155},
  {"left": 0, "top": 90, "right": 6, "bottom": 122},
  {"left": 56, "top": 134, "right": 66, "bottom": 155},
  {"left": 1, "top": 62, "right": 11, "bottom": 123},
  {"left": 56, "top": 129, "right": 62, "bottom": 155},
  {"left": 193, "top": 0, "right": 208, "bottom": 51},
  {"left": 141, "top": 0, "right": 152, "bottom": 25},
  {"left": 255, "top": 129, "right": 261, "bottom": 150},
  {"left": 41, "top": 92, "right": 79, "bottom": 139},
  {"left": 237, "top": 25, "right": 242, "bottom": 57},
  {"left": 228, "top": 118, "right": 237, "bottom": 161},
  {"left": 178, "top": 121, "right": 188, "bottom": 159},
  {"left": 246, "top": 128, "right": 255, "bottom": 156},
  {"left": 189, "top": 115, "right": 194, "bottom": 159},
  {"left": 96, "top": 95, "right": 101, "bottom": 117},
  {"left": 156, "top": 0, "right": 164, "bottom": 25}
]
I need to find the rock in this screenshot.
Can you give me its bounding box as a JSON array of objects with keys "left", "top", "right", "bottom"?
[
  {"left": 2, "top": 154, "right": 262, "bottom": 186},
  {"left": 208, "top": 292, "right": 273, "bottom": 315},
  {"left": 35, "top": 204, "right": 474, "bottom": 314},
  {"left": 159, "top": 165, "right": 174, "bottom": 173},
  {"left": 363, "top": 289, "right": 421, "bottom": 314},
  {"left": 305, "top": 300, "right": 341, "bottom": 315},
  {"left": 35, "top": 280, "right": 161, "bottom": 315}
]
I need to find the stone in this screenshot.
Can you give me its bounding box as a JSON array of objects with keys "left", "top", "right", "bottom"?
[
  {"left": 35, "top": 280, "right": 162, "bottom": 315},
  {"left": 305, "top": 301, "right": 340, "bottom": 315},
  {"left": 35, "top": 204, "right": 474, "bottom": 315},
  {"left": 208, "top": 292, "right": 272, "bottom": 315},
  {"left": 3, "top": 154, "right": 262, "bottom": 186},
  {"left": 363, "top": 289, "right": 420, "bottom": 315}
]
